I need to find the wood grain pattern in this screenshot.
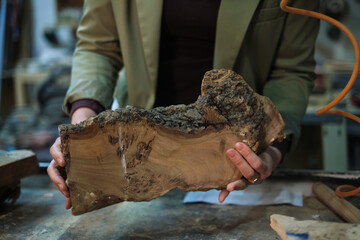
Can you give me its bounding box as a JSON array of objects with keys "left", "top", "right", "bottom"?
[{"left": 60, "top": 69, "right": 285, "bottom": 215}]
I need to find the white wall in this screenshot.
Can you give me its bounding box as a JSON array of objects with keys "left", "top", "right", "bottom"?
[{"left": 30, "top": 0, "right": 57, "bottom": 57}]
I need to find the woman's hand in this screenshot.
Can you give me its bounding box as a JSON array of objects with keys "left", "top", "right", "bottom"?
[
  {"left": 48, "top": 137, "right": 71, "bottom": 209},
  {"left": 47, "top": 107, "right": 97, "bottom": 209},
  {"left": 218, "top": 142, "right": 282, "bottom": 203}
]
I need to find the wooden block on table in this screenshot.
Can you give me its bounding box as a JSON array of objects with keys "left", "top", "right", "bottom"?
[
  {"left": 270, "top": 214, "right": 360, "bottom": 240},
  {"left": 0, "top": 150, "right": 38, "bottom": 204},
  {"left": 0, "top": 149, "right": 38, "bottom": 186}
]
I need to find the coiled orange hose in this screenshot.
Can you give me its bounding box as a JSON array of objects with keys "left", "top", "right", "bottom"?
[
  {"left": 280, "top": 0, "right": 360, "bottom": 197},
  {"left": 280, "top": 0, "right": 360, "bottom": 123},
  {"left": 335, "top": 184, "right": 360, "bottom": 197}
]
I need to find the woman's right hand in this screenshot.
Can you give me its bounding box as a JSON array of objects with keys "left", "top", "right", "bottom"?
[{"left": 47, "top": 107, "right": 97, "bottom": 209}]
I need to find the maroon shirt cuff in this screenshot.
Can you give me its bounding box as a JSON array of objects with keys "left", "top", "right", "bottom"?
[
  {"left": 69, "top": 100, "right": 105, "bottom": 118},
  {"left": 271, "top": 139, "right": 291, "bottom": 164}
]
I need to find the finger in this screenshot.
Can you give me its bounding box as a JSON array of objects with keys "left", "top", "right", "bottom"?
[
  {"left": 50, "top": 137, "right": 65, "bottom": 167},
  {"left": 234, "top": 143, "right": 267, "bottom": 174},
  {"left": 226, "top": 179, "right": 249, "bottom": 191},
  {"left": 226, "top": 148, "right": 259, "bottom": 183},
  {"left": 218, "top": 190, "right": 230, "bottom": 203},
  {"left": 65, "top": 197, "right": 72, "bottom": 210},
  {"left": 47, "top": 160, "right": 70, "bottom": 198}
]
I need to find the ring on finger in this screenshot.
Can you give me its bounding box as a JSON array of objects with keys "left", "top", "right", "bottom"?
[{"left": 249, "top": 178, "right": 258, "bottom": 184}]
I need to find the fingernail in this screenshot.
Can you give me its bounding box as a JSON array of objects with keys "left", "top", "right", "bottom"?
[
  {"left": 59, "top": 159, "right": 65, "bottom": 167},
  {"left": 227, "top": 149, "right": 235, "bottom": 158},
  {"left": 59, "top": 184, "right": 67, "bottom": 194},
  {"left": 236, "top": 143, "right": 243, "bottom": 150}
]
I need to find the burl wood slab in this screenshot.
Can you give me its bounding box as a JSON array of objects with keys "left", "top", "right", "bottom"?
[{"left": 60, "top": 69, "right": 285, "bottom": 215}]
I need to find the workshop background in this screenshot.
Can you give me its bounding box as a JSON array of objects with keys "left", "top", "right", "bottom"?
[
  {"left": 1, "top": 0, "right": 360, "bottom": 170},
  {"left": 0, "top": 1, "right": 360, "bottom": 239}
]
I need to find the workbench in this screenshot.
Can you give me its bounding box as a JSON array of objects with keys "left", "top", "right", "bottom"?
[
  {"left": 302, "top": 105, "right": 360, "bottom": 171},
  {"left": 0, "top": 174, "right": 358, "bottom": 240}
]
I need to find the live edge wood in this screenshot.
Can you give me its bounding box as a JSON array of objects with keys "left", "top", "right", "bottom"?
[{"left": 60, "top": 69, "right": 285, "bottom": 215}]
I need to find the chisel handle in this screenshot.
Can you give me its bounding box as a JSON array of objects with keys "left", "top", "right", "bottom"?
[{"left": 312, "top": 182, "right": 360, "bottom": 223}]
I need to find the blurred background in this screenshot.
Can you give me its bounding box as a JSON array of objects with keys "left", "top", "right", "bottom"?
[
  {"left": 0, "top": 0, "right": 359, "bottom": 170},
  {"left": 0, "top": 0, "right": 82, "bottom": 167}
]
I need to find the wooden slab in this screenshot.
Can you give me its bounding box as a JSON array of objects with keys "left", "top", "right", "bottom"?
[{"left": 60, "top": 69, "right": 286, "bottom": 215}]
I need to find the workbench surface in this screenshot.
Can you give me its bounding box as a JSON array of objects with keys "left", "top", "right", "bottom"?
[{"left": 0, "top": 174, "right": 353, "bottom": 240}]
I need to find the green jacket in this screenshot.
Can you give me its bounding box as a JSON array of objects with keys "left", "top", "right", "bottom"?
[{"left": 65, "top": 0, "right": 319, "bottom": 144}]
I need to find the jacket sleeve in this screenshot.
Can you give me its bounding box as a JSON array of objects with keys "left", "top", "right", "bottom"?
[
  {"left": 64, "top": 0, "right": 123, "bottom": 115},
  {"left": 263, "top": 0, "right": 320, "bottom": 146}
]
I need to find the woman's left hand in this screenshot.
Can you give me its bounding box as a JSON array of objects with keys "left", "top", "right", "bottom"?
[{"left": 218, "top": 142, "right": 282, "bottom": 203}]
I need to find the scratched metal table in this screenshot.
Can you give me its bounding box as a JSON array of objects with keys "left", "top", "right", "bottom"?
[{"left": 0, "top": 174, "right": 352, "bottom": 240}]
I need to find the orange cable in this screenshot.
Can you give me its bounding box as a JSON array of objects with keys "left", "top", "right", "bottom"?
[
  {"left": 280, "top": 0, "right": 360, "bottom": 123},
  {"left": 336, "top": 185, "right": 360, "bottom": 197},
  {"left": 280, "top": 0, "right": 360, "bottom": 197}
]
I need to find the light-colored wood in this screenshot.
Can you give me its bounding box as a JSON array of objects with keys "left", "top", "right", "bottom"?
[
  {"left": 270, "top": 214, "right": 360, "bottom": 240},
  {"left": 60, "top": 69, "right": 286, "bottom": 215},
  {"left": 13, "top": 59, "right": 50, "bottom": 107},
  {"left": 312, "top": 182, "right": 360, "bottom": 223},
  {"left": 0, "top": 150, "right": 38, "bottom": 187}
]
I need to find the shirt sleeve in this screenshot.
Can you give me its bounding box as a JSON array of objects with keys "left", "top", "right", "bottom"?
[
  {"left": 69, "top": 99, "right": 106, "bottom": 118},
  {"left": 64, "top": 0, "right": 123, "bottom": 115},
  {"left": 263, "top": 1, "right": 320, "bottom": 149}
]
